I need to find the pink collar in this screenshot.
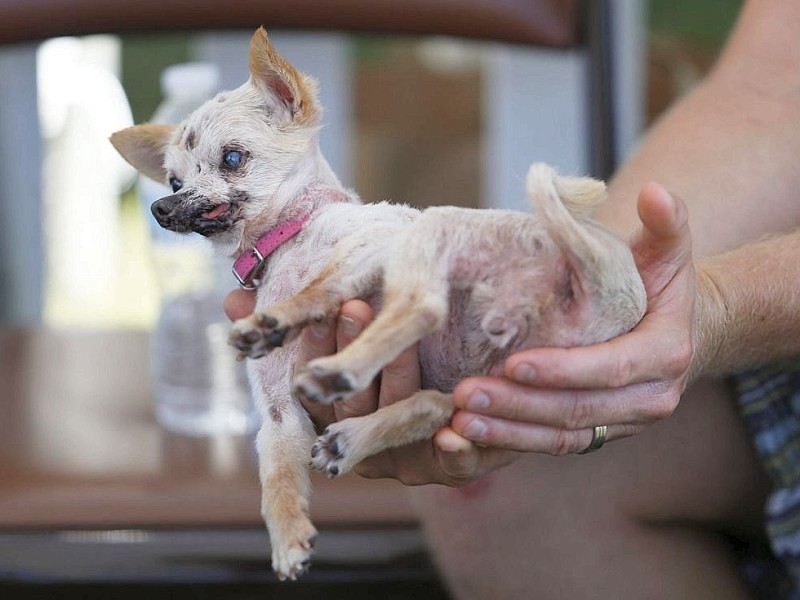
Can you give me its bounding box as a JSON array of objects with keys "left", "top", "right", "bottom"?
[
  {"left": 232, "top": 215, "right": 309, "bottom": 290},
  {"left": 231, "top": 188, "right": 350, "bottom": 290}
]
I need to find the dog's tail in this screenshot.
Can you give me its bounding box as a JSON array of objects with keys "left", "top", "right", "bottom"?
[
  {"left": 526, "top": 163, "right": 606, "bottom": 221},
  {"left": 524, "top": 162, "right": 611, "bottom": 279}
]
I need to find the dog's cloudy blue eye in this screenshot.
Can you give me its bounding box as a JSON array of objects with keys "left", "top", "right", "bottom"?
[
  {"left": 170, "top": 177, "right": 182, "bottom": 192},
  {"left": 223, "top": 150, "right": 243, "bottom": 169}
]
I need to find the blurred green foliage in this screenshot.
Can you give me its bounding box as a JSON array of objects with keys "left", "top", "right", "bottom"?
[
  {"left": 120, "top": 33, "right": 192, "bottom": 124},
  {"left": 649, "top": 0, "right": 744, "bottom": 48}
]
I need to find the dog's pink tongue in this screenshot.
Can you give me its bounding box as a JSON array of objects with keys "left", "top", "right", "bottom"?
[{"left": 202, "top": 204, "right": 230, "bottom": 219}]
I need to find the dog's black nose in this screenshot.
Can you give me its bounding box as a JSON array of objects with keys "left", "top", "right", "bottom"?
[{"left": 151, "top": 194, "right": 180, "bottom": 220}]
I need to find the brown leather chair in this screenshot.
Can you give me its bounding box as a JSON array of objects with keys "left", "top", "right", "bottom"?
[{"left": 0, "top": 1, "right": 578, "bottom": 47}]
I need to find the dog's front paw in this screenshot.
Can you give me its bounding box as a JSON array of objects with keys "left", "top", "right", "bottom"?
[
  {"left": 311, "top": 422, "right": 363, "bottom": 477},
  {"left": 229, "top": 312, "right": 291, "bottom": 359},
  {"left": 271, "top": 517, "right": 318, "bottom": 581},
  {"left": 292, "top": 361, "right": 359, "bottom": 405}
]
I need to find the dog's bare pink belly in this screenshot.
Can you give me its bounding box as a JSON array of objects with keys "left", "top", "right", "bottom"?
[{"left": 418, "top": 296, "right": 509, "bottom": 392}]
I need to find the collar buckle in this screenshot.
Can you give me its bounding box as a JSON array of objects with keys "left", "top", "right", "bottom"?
[{"left": 232, "top": 247, "right": 266, "bottom": 291}]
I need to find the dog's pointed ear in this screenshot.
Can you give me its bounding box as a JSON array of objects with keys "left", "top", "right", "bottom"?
[
  {"left": 248, "top": 27, "right": 320, "bottom": 124},
  {"left": 110, "top": 124, "right": 175, "bottom": 183}
]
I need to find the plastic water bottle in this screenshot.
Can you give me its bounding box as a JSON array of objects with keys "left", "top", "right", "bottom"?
[{"left": 141, "top": 62, "right": 258, "bottom": 437}]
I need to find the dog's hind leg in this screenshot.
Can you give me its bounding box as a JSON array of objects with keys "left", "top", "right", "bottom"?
[
  {"left": 230, "top": 233, "right": 388, "bottom": 359},
  {"left": 293, "top": 226, "right": 450, "bottom": 404},
  {"left": 311, "top": 390, "right": 454, "bottom": 477}
]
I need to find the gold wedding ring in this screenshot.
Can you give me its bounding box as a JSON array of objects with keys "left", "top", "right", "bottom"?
[{"left": 578, "top": 425, "right": 608, "bottom": 454}]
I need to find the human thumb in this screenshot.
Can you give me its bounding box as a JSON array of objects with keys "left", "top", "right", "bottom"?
[
  {"left": 634, "top": 182, "right": 689, "bottom": 249},
  {"left": 630, "top": 182, "right": 692, "bottom": 291}
]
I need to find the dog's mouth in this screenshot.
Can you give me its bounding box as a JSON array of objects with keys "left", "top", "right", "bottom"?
[
  {"left": 193, "top": 202, "right": 238, "bottom": 236},
  {"left": 201, "top": 203, "right": 231, "bottom": 220},
  {"left": 151, "top": 194, "right": 240, "bottom": 237}
]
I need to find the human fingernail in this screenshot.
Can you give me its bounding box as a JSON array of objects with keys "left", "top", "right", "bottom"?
[
  {"left": 466, "top": 390, "right": 490, "bottom": 411},
  {"left": 339, "top": 315, "right": 363, "bottom": 338},
  {"left": 462, "top": 417, "right": 488, "bottom": 440},
  {"left": 512, "top": 363, "right": 537, "bottom": 383},
  {"left": 309, "top": 322, "right": 331, "bottom": 339}
]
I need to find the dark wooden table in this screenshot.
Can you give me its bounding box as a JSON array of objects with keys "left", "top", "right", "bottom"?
[
  {"left": 0, "top": 328, "right": 416, "bottom": 530},
  {"left": 0, "top": 329, "right": 448, "bottom": 597}
]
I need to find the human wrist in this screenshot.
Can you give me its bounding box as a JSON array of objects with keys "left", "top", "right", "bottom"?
[{"left": 689, "top": 263, "right": 731, "bottom": 382}]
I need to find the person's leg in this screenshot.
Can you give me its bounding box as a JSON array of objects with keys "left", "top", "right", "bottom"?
[{"left": 411, "top": 378, "right": 770, "bottom": 599}]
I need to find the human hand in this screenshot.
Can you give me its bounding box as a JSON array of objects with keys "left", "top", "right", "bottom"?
[
  {"left": 224, "top": 291, "right": 517, "bottom": 485},
  {"left": 292, "top": 300, "right": 519, "bottom": 486},
  {"left": 449, "top": 182, "right": 696, "bottom": 454}
]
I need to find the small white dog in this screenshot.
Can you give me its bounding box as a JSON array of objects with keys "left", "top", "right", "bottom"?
[{"left": 112, "top": 28, "right": 646, "bottom": 580}]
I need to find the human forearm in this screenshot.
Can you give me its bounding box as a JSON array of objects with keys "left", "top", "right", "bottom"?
[
  {"left": 693, "top": 229, "right": 800, "bottom": 379},
  {"left": 603, "top": 81, "right": 800, "bottom": 257},
  {"left": 598, "top": 0, "right": 800, "bottom": 256}
]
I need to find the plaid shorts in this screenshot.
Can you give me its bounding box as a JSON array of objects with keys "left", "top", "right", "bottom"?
[{"left": 734, "top": 359, "right": 800, "bottom": 600}]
